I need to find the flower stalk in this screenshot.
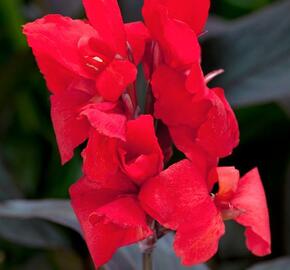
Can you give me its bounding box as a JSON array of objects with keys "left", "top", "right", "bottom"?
[
  {"left": 142, "top": 249, "right": 153, "bottom": 270},
  {"left": 140, "top": 221, "right": 156, "bottom": 270}
]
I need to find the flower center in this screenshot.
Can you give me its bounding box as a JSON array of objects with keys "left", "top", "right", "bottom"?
[
  {"left": 78, "top": 36, "right": 115, "bottom": 74},
  {"left": 214, "top": 197, "right": 244, "bottom": 220}
]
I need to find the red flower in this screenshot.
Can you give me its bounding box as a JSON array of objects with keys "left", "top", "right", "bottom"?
[
  {"left": 70, "top": 177, "right": 151, "bottom": 268},
  {"left": 144, "top": 0, "right": 210, "bottom": 35},
  {"left": 151, "top": 65, "right": 239, "bottom": 162},
  {"left": 139, "top": 160, "right": 271, "bottom": 265},
  {"left": 82, "top": 115, "right": 163, "bottom": 185},
  {"left": 142, "top": 0, "right": 203, "bottom": 69},
  {"left": 70, "top": 115, "right": 163, "bottom": 267},
  {"left": 23, "top": 0, "right": 149, "bottom": 164},
  {"left": 23, "top": 0, "right": 271, "bottom": 268}
]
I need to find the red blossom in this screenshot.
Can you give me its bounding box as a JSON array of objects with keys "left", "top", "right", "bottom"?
[
  {"left": 23, "top": 0, "right": 271, "bottom": 268},
  {"left": 70, "top": 177, "right": 152, "bottom": 268},
  {"left": 70, "top": 115, "right": 163, "bottom": 267},
  {"left": 142, "top": 0, "right": 201, "bottom": 69},
  {"left": 23, "top": 0, "right": 149, "bottom": 164},
  {"left": 147, "top": 0, "right": 211, "bottom": 35},
  {"left": 139, "top": 161, "right": 271, "bottom": 265},
  {"left": 151, "top": 65, "right": 239, "bottom": 161}
]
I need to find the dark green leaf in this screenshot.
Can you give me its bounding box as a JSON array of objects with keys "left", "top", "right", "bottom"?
[
  {"left": 218, "top": 221, "right": 249, "bottom": 259},
  {"left": 0, "top": 218, "right": 68, "bottom": 248},
  {"left": 203, "top": 0, "right": 290, "bottom": 111},
  {"left": 0, "top": 200, "right": 80, "bottom": 234},
  {"left": 0, "top": 160, "right": 22, "bottom": 200},
  {"left": 285, "top": 162, "right": 290, "bottom": 254},
  {"left": 247, "top": 257, "right": 290, "bottom": 270}
]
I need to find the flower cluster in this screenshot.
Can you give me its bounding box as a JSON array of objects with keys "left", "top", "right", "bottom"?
[{"left": 23, "top": 0, "right": 271, "bottom": 268}]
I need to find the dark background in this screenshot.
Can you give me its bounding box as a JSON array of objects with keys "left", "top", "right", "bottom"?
[{"left": 0, "top": 0, "right": 290, "bottom": 269}]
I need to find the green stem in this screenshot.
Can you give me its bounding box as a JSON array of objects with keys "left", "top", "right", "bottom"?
[
  {"left": 140, "top": 220, "right": 156, "bottom": 270},
  {"left": 142, "top": 250, "right": 153, "bottom": 270},
  {"left": 0, "top": 0, "right": 26, "bottom": 51}
]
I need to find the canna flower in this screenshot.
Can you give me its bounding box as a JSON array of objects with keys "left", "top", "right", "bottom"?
[
  {"left": 151, "top": 65, "right": 239, "bottom": 164},
  {"left": 141, "top": 0, "right": 209, "bottom": 72},
  {"left": 141, "top": 0, "right": 239, "bottom": 163},
  {"left": 139, "top": 160, "right": 271, "bottom": 265},
  {"left": 70, "top": 115, "right": 163, "bottom": 267},
  {"left": 144, "top": 0, "right": 210, "bottom": 35},
  {"left": 23, "top": 0, "right": 149, "bottom": 164},
  {"left": 23, "top": 0, "right": 271, "bottom": 268}
]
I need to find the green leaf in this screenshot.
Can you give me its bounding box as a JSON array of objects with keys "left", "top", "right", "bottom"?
[
  {"left": 0, "top": 159, "right": 22, "bottom": 200},
  {"left": 247, "top": 257, "right": 290, "bottom": 270},
  {"left": 0, "top": 0, "right": 26, "bottom": 51},
  {"left": 0, "top": 218, "right": 68, "bottom": 249},
  {"left": 0, "top": 200, "right": 80, "bottom": 234},
  {"left": 203, "top": 0, "right": 290, "bottom": 112},
  {"left": 0, "top": 200, "right": 79, "bottom": 249}
]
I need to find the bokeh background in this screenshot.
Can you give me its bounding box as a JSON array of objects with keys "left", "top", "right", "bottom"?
[{"left": 0, "top": 0, "right": 290, "bottom": 269}]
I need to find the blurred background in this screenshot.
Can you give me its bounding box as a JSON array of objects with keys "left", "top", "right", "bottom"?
[{"left": 0, "top": 0, "right": 290, "bottom": 269}]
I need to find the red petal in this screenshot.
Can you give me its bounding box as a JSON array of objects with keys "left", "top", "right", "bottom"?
[
  {"left": 50, "top": 88, "right": 91, "bottom": 164},
  {"left": 216, "top": 167, "right": 240, "bottom": 201},
  {"left": 82, "top": 131, "right": 136, "bottom": 192},
  {"left": 82, "top": 0, "right": 127, "bottom": 55},
  {"left": 70, "top": 179, "right": 151, "bottom": 268},
  {"left": 196, "top": 88, "right": 240, "bottom": 158},
  {"left": 80, "top": 102, "right": 127, "bottom": 140},
  {"left": 139, "top": 159, "right": 225, "bottom": 264},
  {"left": 139, "top": 159, "right": 210, "bottom": 230},
  {"left": 174, "top": 200, "right": 225, "bottom": 265},
  {"left": 157, "top": 0, "right": 210, "bottom": 34},
  {"left": 23, "top": 14, "right": 97, "bottom": 93},
  {"left": 185, "top": 62, "right": 208, "bottom": 98},
  {"left": 151, "top": 67, "right": 238, "bottom": 161},
  {"left": 169, "top": 125, "right": 218, "bottom": 175},
  {"left": 91, "top": 196, "right": 151, "bottom": 230},
  {"left": 70, "top": 177, "right": 121, "bottom": 218},
  {"left": 143, "top": 2, "right": 200, "bottom": 68},
  {"left": 88, "top": 197, "right": 152, "bottom": 267},
  {"left": 152, "top": 65, "right": 211, "bottom": 127},
  {"left": 231, "top": 168, "right": 271, "bottom": 256},
  {"left": 118, "top": 115, "right": 163, "bottom": 184},
  {"left": 96, "top": 59, "right": 137, "bottom": 102},
  {"left": 125, "top": 22, "right": 150, "bottom": 64}
]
